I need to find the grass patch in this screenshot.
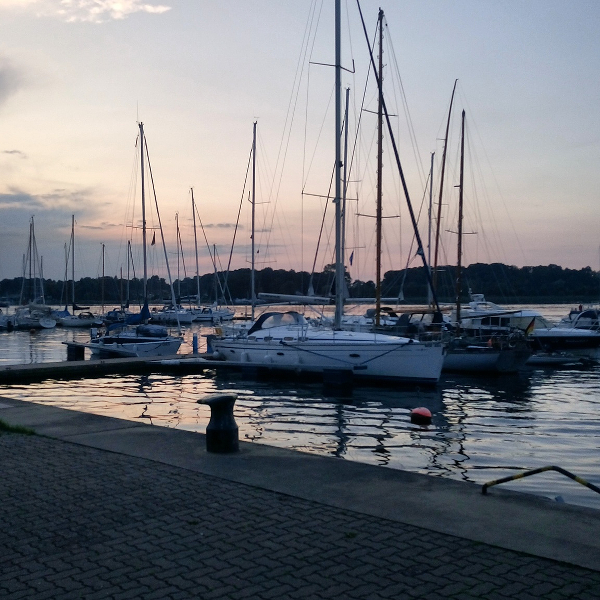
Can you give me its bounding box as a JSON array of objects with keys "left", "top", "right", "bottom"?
[{"left": 0, "top": 418, "right": 35, "bottom": 435}]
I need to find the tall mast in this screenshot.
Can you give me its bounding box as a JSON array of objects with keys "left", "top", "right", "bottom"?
[
  {"left": 456, "top": 110, "right": 466, "bottom": 333},
  {"left": 71, "top": 214, "right": 75, "bottom": 311},
  {"left": 126, "top": 240, "right": 131, "bottom": 308},
  {"left": 375, "top": 8, "right": 383, "bottom": 327},
  {"left": 334, "top": 0, "right": 343, "bottom": 329},
  {"left": 139, "top": 122, "right": 148, "bottom": 300},
  {"left": 341, "top": 86, "right": 350, "bottom": 298},
  {"left": 432, "top": 79, "right": 458, "bottom": 294},
  {"left": 30, "top": 218, "right": 34, "bottom": 302},
  {"left": 251, "top": 121, "right": 257, "bottom": 321},
  {"left": 427, "top": 153, "right": 435, "bottom": 265},
  {"left": 175, "top": 212, "right": 180, "bottom": 300},
  {"left": 427, "top": 152, "right": 435, "bottom": 305},
  {"left": 191, "top": 188, "right": 201, "bottom": 305},
  {"left": 101, "top": 243, "right": 105, "bottom": 315}
]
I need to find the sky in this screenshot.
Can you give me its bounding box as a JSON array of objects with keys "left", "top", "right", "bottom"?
[{"left": 0, "top": 0, "right": 599, "bottom": 286}]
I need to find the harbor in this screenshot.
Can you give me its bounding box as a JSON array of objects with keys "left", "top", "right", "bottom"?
[{"left": 1, "top": 303, "right": 600, "bottom": 514}]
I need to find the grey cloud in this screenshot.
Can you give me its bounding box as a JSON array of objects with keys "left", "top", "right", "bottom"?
[
  {"left": 3, "top": 150, "right": 27, "bottom": 159},
  {"left": 0, "top": 57, "right": 25, "bottom": 107}
]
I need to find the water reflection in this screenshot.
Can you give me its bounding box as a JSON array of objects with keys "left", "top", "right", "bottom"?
[{"left": 1, "top": 319, "right": 600, "bottom": 510}]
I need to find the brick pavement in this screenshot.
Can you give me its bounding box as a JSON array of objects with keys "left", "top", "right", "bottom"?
[{"left": 2, "top": 433, "right": 600, "bottom": 599}]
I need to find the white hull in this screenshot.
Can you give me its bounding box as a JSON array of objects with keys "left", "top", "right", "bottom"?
[
  {"left": 59, "top": 315, "right": 103, "bottom": 328},
  {"left": 212, "top": 325, "right": 444, "bottom": 384},
  {"left": 192, "top": 307, "right": 235, "bottom": 323},
  {"left": 152, "top": 310, "right": 194, "bottom": 325},
  {"left": 88, "top": 337, "right": 182, "bottom": 358}
]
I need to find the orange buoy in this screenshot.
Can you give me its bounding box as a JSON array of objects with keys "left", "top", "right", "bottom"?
[{"left": 410, "top": 407, "right": 432, "bottom": 425}]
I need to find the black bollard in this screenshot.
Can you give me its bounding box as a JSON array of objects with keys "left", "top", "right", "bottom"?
[{"left": 198, "top": 393, "right": 239, "bottom": 453}]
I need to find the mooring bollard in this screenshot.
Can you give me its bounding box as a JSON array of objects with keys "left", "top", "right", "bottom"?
[
  {"left": 198, "top": 393, "right": 239, "bottom": 453},
  {"left": 192, "top": 333, "right": 198, "bottom": 354}
]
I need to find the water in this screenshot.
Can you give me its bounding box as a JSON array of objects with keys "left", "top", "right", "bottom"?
[{"left": 2, "top": 303, "right": 600, "bottom": 510}]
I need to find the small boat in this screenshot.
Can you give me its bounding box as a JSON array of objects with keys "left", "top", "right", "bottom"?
[
  {"left": 152, "top": 304, "right": 194, "bottom": 325},
  {"left": 57, "top": 215, "right": 102, "bottom": 327},
  {"left": 192, "top": 304, "right": 235, "bottom": 323},
  {"left": 87, "top": 322, "right": 182, "bottom": 358},
  {"left": 59, "top": 311, "right": 104, "bottom": 328},
  {"left": 14, "top": 305, "right": 56, "bottom": 329}
]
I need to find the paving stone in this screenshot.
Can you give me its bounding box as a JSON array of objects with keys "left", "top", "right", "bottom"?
[{"left": 2, "top": 432, "right": 600, "bottom": 600}]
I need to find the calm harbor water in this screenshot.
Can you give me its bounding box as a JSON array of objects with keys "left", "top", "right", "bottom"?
[{"left": 1, "top": 303, "right": 599, "bottom": 510}]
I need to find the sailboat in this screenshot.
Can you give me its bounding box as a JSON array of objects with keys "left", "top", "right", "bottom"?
[
  {"left": 189, "top": 190, "right": 235, "bottom": 323},
  {"left": 438, "top": 111, "right": 531, "bottom": 372},
  {"left": 210, "top": 3, "right": 445, "bottom": 385},
  {"left": 83, "top": 123, "right": 183, "bottom": 358},
  {"left": 15, "top": 216, "right": 56, "bottom": 329},
  {"left": 58, "top": 215, "right": 103, "bottom": 327},
  {"left": 151, "top": 213, "right": 195, "bottom": 325}
]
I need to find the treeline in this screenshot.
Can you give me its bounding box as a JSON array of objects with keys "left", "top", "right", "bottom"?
[{"left": 1, "top": 263, "right": 599, "bottom": 305}]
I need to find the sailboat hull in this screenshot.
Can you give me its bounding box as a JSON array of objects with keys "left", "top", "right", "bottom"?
[
  {"left": 212, "top": 327, "right": 445, "bottom": 384},
  {"left": 87, "top": 336, "right": 182, "bottom": 358}
]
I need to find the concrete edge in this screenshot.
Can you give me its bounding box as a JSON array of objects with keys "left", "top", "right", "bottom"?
[{"left": 1, "top": 395, "right": 600, "bottom": 572}]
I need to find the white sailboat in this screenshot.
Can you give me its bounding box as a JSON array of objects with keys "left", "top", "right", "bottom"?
[
  {"left": 84, "top": 123, "right": 182, "bottom": 358},
  {"left": 211, "top": 3, "right": 445, "bottom": 385},
  {"left": 58, "top": 215, "right": 103, "bottom": 327},
  {"left": 189, "top": 190, "right": 235, "bottom": 323},
  {"left": 16, "top": 217, "right": 56, "bottom": 329}
]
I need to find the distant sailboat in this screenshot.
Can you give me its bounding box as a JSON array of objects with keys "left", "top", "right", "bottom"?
[
  {"left": 58, "top": 215, "right": 103, "bottom": 328},
  {"left": 15, "top": 216, "right": 56, "bottom": 329},
  {"left": 83, "top": 123, "right": 182, "bottom": 357}
]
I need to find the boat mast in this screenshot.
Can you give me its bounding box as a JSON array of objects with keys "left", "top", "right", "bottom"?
[
  {"left": 341, "top": 86, "right": 350, "bottom": 293},
  {"left": 139, "top": 122, "right": 148, "bottom": 301},
  {"left": 251, "top": 121, "right": 257, "bottom": 321},
  {"left": 456, "top": 110, "right": 465, "bottom": 333},
  {"left": 432, "top": 79, "right": 458, "bottom": 295},
  {"left": 175, "top": 212, "right": 180, "bottom": 300},
  {"left": 191, "top": 188, "right": 201, "bottom": 305},
  {"left": 30, "top": 218, "right": 35, "bottom": 302},
  {"left": 71, "top": 214, "right": 75, "bottom": 312},
  {"left": 375, "top": 8, "right": 383, "bottom": 327},
  {"left": 126, "top": 240, "right": 131, "bottom": 308},
  {"left": 334, "top": 0, "right": 344, "bottom": 329},
  {"left": 427, "top": 152, "right": 435, "bottom": 305},
  {"left": 101, "top": 242, "right": 105, "bottom": 315}
]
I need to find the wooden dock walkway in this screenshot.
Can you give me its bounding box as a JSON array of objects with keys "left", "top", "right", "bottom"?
[{"left": 0, "top": 354, "right": 234, "bottom": 384}]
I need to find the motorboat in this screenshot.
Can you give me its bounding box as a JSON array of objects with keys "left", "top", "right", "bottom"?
[{"left": 528, "top": 307, "right": 600, "bottom": 358}]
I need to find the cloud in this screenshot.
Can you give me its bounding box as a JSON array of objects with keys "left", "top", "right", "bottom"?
[
  {"left": 0, "top": 187, "right": 100, "bottom": 224},
  {"left": 203, "top": 222, "right": 243, "bottom": 230},
  {"left": 0, "top": 57, "right": 25, "bottom": 108},
  {"left": 3, "top": 150, "right": 27, "bottom": 159},
  {"left": 0, "top": 0, "right": 171, "bottom": 23}
]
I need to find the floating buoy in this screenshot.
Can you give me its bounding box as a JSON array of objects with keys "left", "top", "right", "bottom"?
[{"left": 410, "top": 407, "right": 432, "bottom": 425}]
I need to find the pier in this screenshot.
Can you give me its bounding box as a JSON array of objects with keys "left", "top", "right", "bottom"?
[{"left": 1, "top": 396, "right": 600, "bottom": 598}]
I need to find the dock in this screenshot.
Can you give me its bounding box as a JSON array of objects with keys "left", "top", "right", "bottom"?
[
  {"left": 1, "top": 396, "right": 600, "bottom": 598},
  {"left": 0, "top": 352, "right": 360, "bottom": 386},
  {"left": 0, "top": 352, "right": 254, "bottom": 384}
]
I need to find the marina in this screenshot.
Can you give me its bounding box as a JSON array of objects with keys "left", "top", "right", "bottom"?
[{"left": 1, "top": 303, "right": 599, "bottom": 512}]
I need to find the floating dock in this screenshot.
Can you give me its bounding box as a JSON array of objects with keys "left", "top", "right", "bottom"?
[{"left": 0, "top": 353, "right": 237, "bottom": 384}]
